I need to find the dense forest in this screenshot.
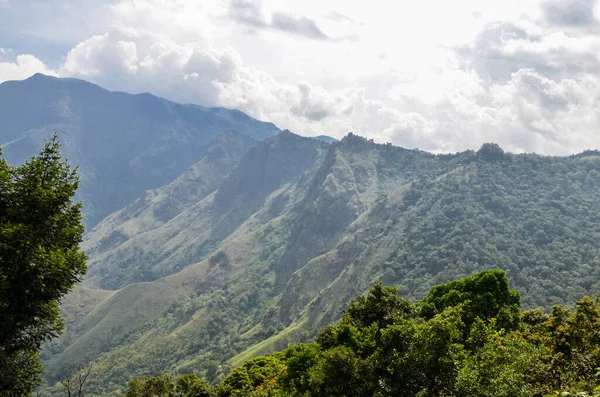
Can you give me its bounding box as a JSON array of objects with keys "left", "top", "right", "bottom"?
[{"left": 109, "top": 270, "right": 600, "bottom": 397}]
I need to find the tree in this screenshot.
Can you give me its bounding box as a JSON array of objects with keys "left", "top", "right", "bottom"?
[
  {"left": 114, "top": 271, "right": 600, "bottom": 396},
  {"left": 123, "top": 374, "right": 214, "bottom": 397},
  {"left": 125, "top": 374, "right": 175, "bottom": 397},
  {"left": 0, "top": 134, "right": 87, "bottom": 395},
  {"left": 58, "top": 364, "right": 93, "bottom": 397},
  {"left": 477, "top": 142, "right": 505, "bottom": 162},
  {"left": 175, "top": 374, "right": 213, "bottom": 397},
  {"left": 375, "top": 306, "right": 466, "bottom": 397},
  {"left": 418, "top": 270, "right": 521, "bottom": 333},
  {"left": 279, "top": 343, "right": 322, "bottom": 394},
  {"left": 218, "top": 355, "right": 285, "bottom": 397},
  {"left": 343, "top": 282, "right": 414, "bottom": 329},
  {"left": 307, "top": 346, "right": 367, "bottom": 397}
]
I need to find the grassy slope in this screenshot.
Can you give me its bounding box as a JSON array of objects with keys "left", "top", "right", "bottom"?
[
  {"left": 83, "top": 131, "right": 324, "bottom": 290},
  {"left": 42, "top": 133, "right": 330, "bottom": 395}
]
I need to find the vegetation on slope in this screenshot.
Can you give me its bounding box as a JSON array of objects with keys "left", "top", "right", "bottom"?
[
  {"left": 276, "top": 139, "right": 600, "bottom": 337},
  {"left": 119, "top": 270, "right": 600, "bottom": 397},
  {"left": 40, "top": 132, "right": 331, "bottom": 395},
  {"left": 43, "top": 135, "right": 600, "bottom": 396},
  {"left": 83, "top": 130, "right": 257, "bottom": 288},
  {"left": 81, "top": 130, "right": 329, "bottom": 289}
]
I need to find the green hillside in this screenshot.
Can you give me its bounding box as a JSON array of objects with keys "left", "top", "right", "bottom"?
[
  {"left": 83, "top": 130, "right": 258, "bottom": 288},
  {"left": 41, "top": 135, "right": 600, "bottom": 396}
]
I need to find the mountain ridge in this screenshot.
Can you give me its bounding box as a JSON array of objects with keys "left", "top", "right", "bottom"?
[
  {"left": 0, "top": 73, "right": 280, "bottom": 226},
  {"left": 83, "top": 130, "right": 329, "bottom": 289}
]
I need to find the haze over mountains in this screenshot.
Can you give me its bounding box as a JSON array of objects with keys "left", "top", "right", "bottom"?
[
  {"left": 0, "top": 73, "right": 280, "bottom": 227},
  {"left": 3, "top": 75, "right": 600, "bottom": 396}
]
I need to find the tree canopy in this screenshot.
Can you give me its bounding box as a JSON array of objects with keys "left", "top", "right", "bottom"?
[
  {"left": 0, "top": 135, "right": 86, "bottom": 395},
  {"left": 118, "top": 270, "right": 600, "bottom": 397}
]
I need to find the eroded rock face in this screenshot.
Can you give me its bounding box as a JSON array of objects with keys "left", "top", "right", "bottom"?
[{"left": 84, "top": 131, "right": 329, "bottom": 290}]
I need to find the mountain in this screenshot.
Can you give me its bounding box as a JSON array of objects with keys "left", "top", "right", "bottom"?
[
  {"left": 83, "top": 130, "right": 326, "bottom": 289},
  {"left": 82, "top": 130, "right": 257, "bottom": 288},
  {"left": 312, "top": 135, "right": 337, "bottom": 143},
  {"left": 0, "top": 74, "right": 280, "bottom": 226},
  {"left": 41, "top": 136, "right": 600, "bottom": 396},
  {"left": 41, "top": 131, "right": 331, "bottom": 394}
]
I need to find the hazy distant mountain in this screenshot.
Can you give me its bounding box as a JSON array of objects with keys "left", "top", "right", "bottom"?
[
  {"left": 41, "top": 134, "right": 600, "bottom": 396},
  {"left": 0, "top": 74, "right": 280, "bottom": 226}
]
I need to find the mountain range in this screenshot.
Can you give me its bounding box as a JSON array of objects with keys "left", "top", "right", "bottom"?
[
  {"left": 0, "top": 73, "right": 280, "bottom": 227},
  {"left": 2, "top": 75, "right": 600, "bottom": 396}
]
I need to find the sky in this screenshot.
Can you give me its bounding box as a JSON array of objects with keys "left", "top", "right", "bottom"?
[{"left": 1, "top": 0, "right": 600, "bottom": 154}]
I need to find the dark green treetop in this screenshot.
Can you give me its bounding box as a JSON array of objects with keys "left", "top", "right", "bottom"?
[
  {"left": 418, "top": 270, "right": 521, "bottom": 332},
  {"left": 0, "top": 134, "right": 87, "bottom": 395}
]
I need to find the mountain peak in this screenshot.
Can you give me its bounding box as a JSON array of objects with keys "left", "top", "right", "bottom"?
[
  {"left": 215, "top": 132, "right": 327, "bottom": 208},
  {"left": 28, "top": 72, "right": 52, "bottom": 80},
  {"left": 313, "top": 135, "right": 337, "bottom": 144},
  {"left": 22, "top": 73, "right": 93, "bottom": 87}
]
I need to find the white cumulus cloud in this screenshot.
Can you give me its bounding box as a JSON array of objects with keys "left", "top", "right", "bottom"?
[
  {"left": 0, "top": 54, "right": 55, "bottom": 83},
  {"left": 2, "top": 0, "right": 600, "bottom": 154}
]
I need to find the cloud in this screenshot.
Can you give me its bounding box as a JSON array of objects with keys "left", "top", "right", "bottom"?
[
  {"left": 325, "top": 11, "right": 360, "bottom": 25},
  {"left": 456, "top": 21, "right": 600, "bottom": 84},
  {"left": 227, "top": 0, "right": 330, "bottom": 40},
  {"left": 271, "top": 13, "right": 329, "bottom": 40},
  {"left": 60, "top": 32, "right": 240, "bottom": 106},
  {"left": 229, "top": 0, "right": 267, "bottom": 27},
  {"left": 541, "top": 0, "right": 599, "bottom": 28},
  {"left": 0, "top": 54, "right": 55, "bottom": 83},
  {"left": 486, "top": 68, "right": 600, "bottom": 152},
  {"left": 456, "top": 22, "right": 532, "bottom": 82},
  {"left": 3, "top": 0, "right": 600, "bottom": 155},
  {"left": 57, "top": 33, "right": 372, "bottom": 142},
  {"left": 445, "top": 7, "right": 600, "bottom": 154}
]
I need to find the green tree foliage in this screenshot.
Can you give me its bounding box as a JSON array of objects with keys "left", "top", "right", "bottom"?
[
  {"left": 45, "top": 139, "right": 600, "bottom": 396},
  {"left": 0, "top": 135, "right": 86, "bottom": 396},
  {"left": 176, "top": 374, "right": 213, "bottom": 397},
  {"left": 217, "top": 355, "right": 286, "bottom": 397},
  {"left": 418, "top": 270, "right": 521, "bottom": 332},
  {"left": 143, "top": 270, "right": 600, "bottom": 397},
  {"left": 125, "top": 374, "right": 175, "bottom": 397},
  {"left": 391, "top": 146, "right": 600, "bottom": 309},
  {"left": 279, "top": 343, "right": 321, "bottom": 395},
  {"left": 125, "top": 373, "right": 214, "bottom": 397},
  {"left": 477, "top": 142, "right": 505, "bottom": 162},
  {"left": 306, "top": 346, "right": 370, "bottom": 397},
  {"left": 344, "top": 282, "right": 414, "bottom": 329},
  {"left": 454, "top": 318, "right": 542, "bottom": 397}
]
